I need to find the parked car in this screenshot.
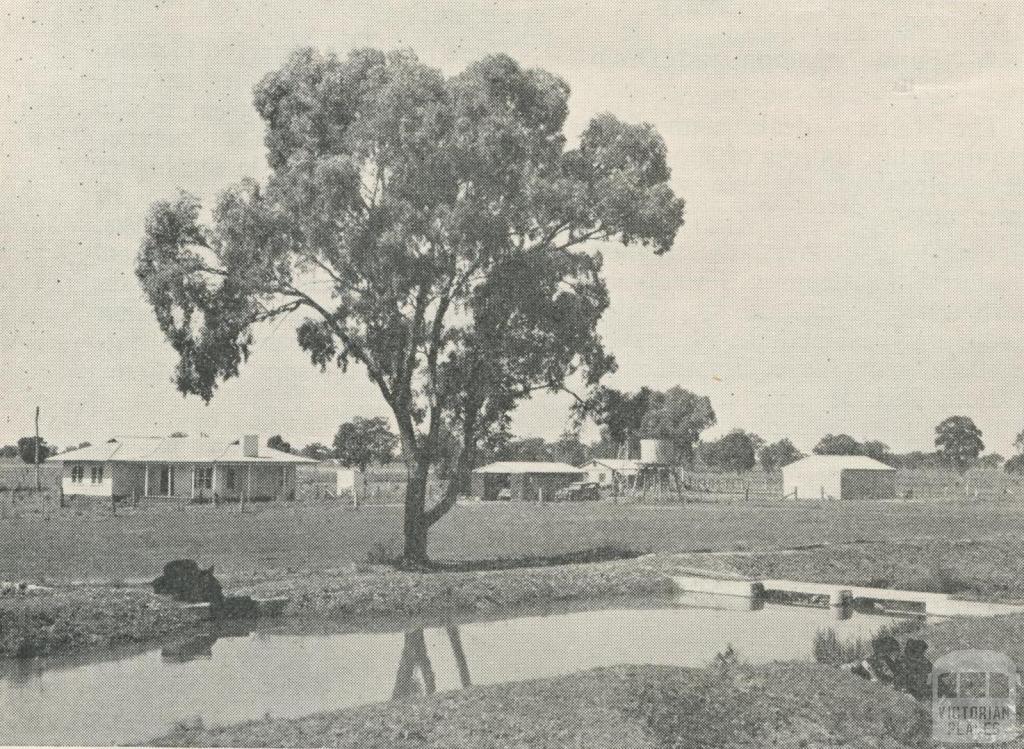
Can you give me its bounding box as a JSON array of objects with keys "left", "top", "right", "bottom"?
[{"left": 554, "top": 481, "right": 600, "bottom": 502}]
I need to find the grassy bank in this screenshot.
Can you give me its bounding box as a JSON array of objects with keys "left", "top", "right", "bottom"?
[
  {"left": 6, "top": 499, "right": 1024, "bottom": 582},
  {"left": 0, "top": 586, "right": 209, "bottom": 658},
  {"left": 233, "top": 556, "right": 674, "bottom": 619},
  {"left": 149, "top": 662, "right": 929, "bottom": 748},
  {"left": 0, "top": 556, "right": 672, "bottom": 660}
]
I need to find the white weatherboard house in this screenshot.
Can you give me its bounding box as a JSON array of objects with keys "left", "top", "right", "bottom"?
[
  {"left": 782, "top": 455, "right": 896, "bottom": 501},
  {"left": 52, "top": 435, "right": 315, "bottom": 503}
]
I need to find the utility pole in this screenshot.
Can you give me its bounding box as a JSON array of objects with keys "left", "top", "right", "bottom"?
[{"left": 34, "top": 406, "right": 41, "bottom": 491}]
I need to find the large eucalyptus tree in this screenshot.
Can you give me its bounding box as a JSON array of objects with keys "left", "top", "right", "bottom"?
[{"left": 137, "top": 48, "right": 684, "bottom": 565}]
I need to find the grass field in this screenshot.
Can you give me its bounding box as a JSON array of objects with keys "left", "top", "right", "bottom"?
[{"left": 3, "top": 498, "right": 1024, "bottom": 582}]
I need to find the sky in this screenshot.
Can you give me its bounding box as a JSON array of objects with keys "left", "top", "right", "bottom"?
[{"left": 1, "top": 0, "right": 1023, "bottom": 455}]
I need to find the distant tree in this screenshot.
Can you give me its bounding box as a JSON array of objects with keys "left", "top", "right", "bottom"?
[
  {"left": 1014, "top": 429, "right": 1024, "bottom": 455},
  {"left": 758, "top": 439, "right": 803, "bottom": 472},
  {"left": 169, "top": 431, "right": 188, "bottom": 438},
  {"left": 333, "top": 416, "right": 399, "bottom": 472},
  {"left": 639, "top": 387, "right": 716, "bottom": 464},
  {"left": 0, "top": 445, "right": 19, "bottom": 459},
  {"left": 698, "top": 430, "right": 757, "bottom": 472},
  {"left": 888, "top": 451, "right": 942, "bottom": 470},
  {"left": 1005, "top": 454, "right": 1024, "bottom": 475},
  {"left": 581, "top": 386, "right": 656, "bottom": 457},
  {"left": 586, "top": 430, "right": 620, "bottom": 460},
  {"left": 813, "top": 434, "right": 862, "bottom": 456},
  {"left": 494, "top": 437, "right": 554, "bottom": 462},
  {"left": 17, "top": 436, "right": 52, "bottom": 464},
  {"left": 934, "top": 416, "right": 984, "bottom": 473},
  {"left": 860, "top": 440, "right": 892, "bottom": 464},
  {"left": 300, "top": 442, "right": 333, "bottom": 461},
  {"left": 267, "top": 435, "right": 293, "bottom": 453},
  {"left": 550, "top": 431, "right": 588, "bottom": 467},
  {"left": 978, "top": 453, "right": 1005, "bottom": 469}
]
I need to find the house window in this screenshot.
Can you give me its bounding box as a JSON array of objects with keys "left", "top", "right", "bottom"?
[
  {"left": 225, "top": 469, "right": 235, "bottom": 490},
  {"left": 196, "top": 466, "right": 213, "bottom": 490},
  {"left": 70, "top": 465, "right": 84, "bottom": 483},
  {"left": 90, "top": 466, "right": 104, "bottom": 484}
]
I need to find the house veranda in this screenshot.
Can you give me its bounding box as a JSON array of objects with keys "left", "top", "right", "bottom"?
[{"left": 52, "top": 435, "right": 315, "bottom": 504}]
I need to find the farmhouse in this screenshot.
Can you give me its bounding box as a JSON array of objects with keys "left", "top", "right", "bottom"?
[
  {"left": 581, "top": 458, "right": 641, "bottom": 488},
  {"left": 782, "top": 455, "right": 896, "bottom": 501},
  {"left": 52, "top": 435, "right": 315, "bottom": 503},
  {"left": 471, "top": 461, "right": 584, "bottom": 502}
]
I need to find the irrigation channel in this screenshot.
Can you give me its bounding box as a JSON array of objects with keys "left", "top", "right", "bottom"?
[{"left": 0, "top": 585, "right": 938, "bottom": 746}]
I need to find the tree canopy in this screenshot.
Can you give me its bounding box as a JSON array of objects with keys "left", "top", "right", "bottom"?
[
  {"left": 934, "top": 416, "right": 984, "bottom": 473},
  {"left": 333, "top": 416, "right": 399, "bottom": 471},
  {"left": 136, "top": 48, "right": 685, "bottom": 563},
  {"left": 758, "top": 438, "right": 802, "bottom": 472},
  {"left": 638, "top": 387, "right": 716, "bottom": 463},
  {"left": 812, "top": 434, "right": 862, "bottom": 456},
  {"left": 267, "top": 434, "right": 293, "bottom": 453},
  {"left": 299, "top": 442, "right": 333, "bottom": 461},
  {"left": 17, "top": 436, "right": 52, "bottom": 464},
  {"left": 697, "top": 430, "right": 759, "bottom": 472},
  {"left": 1005, "top": 454, "right": 1024, "bottom": 475}
]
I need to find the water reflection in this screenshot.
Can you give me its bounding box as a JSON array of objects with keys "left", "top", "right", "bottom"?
[
  {"left": 0, "top": 597, "right": 906, "bottom": 747},
  {"left": 392, "top": 626, "right": 471, "bottom": 698},
  {"left": 161, "top": 621, "right": 256, "bottom": 663}
]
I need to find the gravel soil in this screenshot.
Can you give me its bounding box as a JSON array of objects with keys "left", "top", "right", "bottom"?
[{"left": 149, "top": 662, "right": 930, "bottom": 748}]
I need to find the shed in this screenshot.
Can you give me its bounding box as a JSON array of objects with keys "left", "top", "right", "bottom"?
[
  {"left": 471, "top": 461, "right": 584, "bottom": 502},
  {"left": 782, "top": 455, "right": 896, "bottom": 501}
]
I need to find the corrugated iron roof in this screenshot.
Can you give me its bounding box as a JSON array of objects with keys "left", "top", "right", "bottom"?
[
  {"left": 784, "top": 455, "right": 895, "bottom": 471},
  {"left": 584, "top": 459, "right": 642, "bottom": 472},
  {"left": 472, "top": 461, "right": 584, "bottom": 475},
  {"left": 49, "top": 436, "right": 316, "bottom": 464}
]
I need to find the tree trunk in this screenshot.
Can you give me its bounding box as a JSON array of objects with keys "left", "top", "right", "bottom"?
[{"left": 401, "top": 456, "right": 432, "bottom": 567}]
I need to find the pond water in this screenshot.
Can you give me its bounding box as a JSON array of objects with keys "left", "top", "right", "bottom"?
[{"left": 0, "top": 594, "right": 906, "bottom": 746}]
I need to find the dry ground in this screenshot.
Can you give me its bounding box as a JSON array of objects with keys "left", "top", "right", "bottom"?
[
  {"left": 1, "top": 498, "right": 1024, "bottom": 582},
  {"left": 149, "top": 662, "right": 929, "bottom": 748}
]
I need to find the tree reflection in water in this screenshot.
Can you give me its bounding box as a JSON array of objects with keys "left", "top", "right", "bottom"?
[{"left": 392, "top": 626, "right": 471, "bottom": 699}]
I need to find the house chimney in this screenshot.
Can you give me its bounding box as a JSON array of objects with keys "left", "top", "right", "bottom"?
[{"left": 242, "top": 434, "right": 259, "bottom": 457}]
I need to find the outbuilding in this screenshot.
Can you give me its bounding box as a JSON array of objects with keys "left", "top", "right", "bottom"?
[
  {"left": 782, "top": 455, "right": 896, "bottom": 501},
  {"left": 52, "top": 434, "right": 316, "bottom": 504},
  {"left": 471, "top": 461, "right": 585, "bottom": 502},
  {"left": 581, "top": 459, "right": 641, "bottom": 488}
]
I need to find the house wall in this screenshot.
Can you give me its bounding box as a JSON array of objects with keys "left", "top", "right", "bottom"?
[
  {"left": 111, "top": 464, "right": 147, "bottom": 500},
  {"left": 336, "top": 468, "right": 355, "bottom": 493},
  {"left": 840, "top": 469, "right": 897, "bottom": 501},
  {"left": 526, "top": 473, "right": 581, "bottom": 501},
  {"left": 62, "top": 461, "right": 113, "bottom": 497},
  {"left": 781, "top": 465, "right": 842, "bottom": 500},
  {"left": 584, "top": 462, "right": 611, "bottom": 486},
  {"left": 132, "top": 463, "right": 292, "bottom": 502}
]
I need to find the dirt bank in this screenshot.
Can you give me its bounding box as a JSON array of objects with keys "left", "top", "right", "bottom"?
[
  {"left": 0, "top": 557, "right": 675, "bottom": 660},
  {"left": 0, "top": 586, "right": 209, "bottom": 658},
  {"left": 148, "top": 662, "right": 928, "bottom": 748},
  {"left": 231, "top": 557, "right": 675, "bottom": 619}
]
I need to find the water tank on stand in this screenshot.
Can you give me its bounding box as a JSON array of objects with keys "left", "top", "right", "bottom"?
[{"left": 640, "top": 439, "right": 681, "bottom": 465}]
